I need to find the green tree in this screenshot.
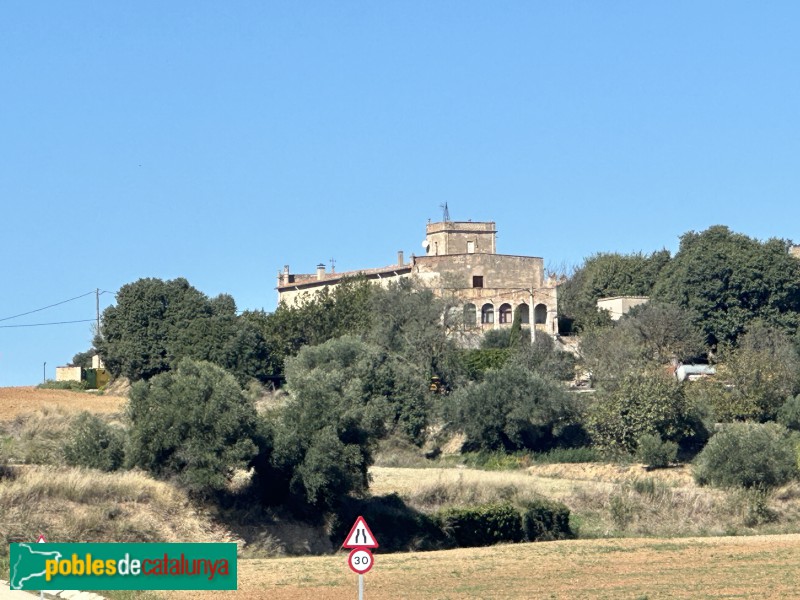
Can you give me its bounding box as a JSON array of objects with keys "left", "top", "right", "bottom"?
[
  {"left": 244, "top": 277, "right": 375, "bottom": 379},
  {"left": 710, "top": 322, "right": 800, "bottom": 422},
  {"left": 653, "top": 226, "right": 800, "bottom": 347},
  {"left": 694, "top": 422, "right": 797, "bottom": 489},
  {"left": 70, "top": 349, "right": 96, "bottom": 369},
  {"left": 96, "top": 278, "right": 269, "bottom": 383},
  {"left": 558, "top": 250, "right": 670, "bottom": 334},
  {"left": 269, "top": 337, "right": 390, "bottom": 510},
  {"left": 126, "top": 358, "right": 259, "bottom": 496},
  {"left": 449, "top": 364, "right": 577, "bottom": 451},
  {"left": 587, "top": 371, "right": 696, "bottom": 453},
  {"left": 620, "top": 302, "right": 706, "bottom": 364}
]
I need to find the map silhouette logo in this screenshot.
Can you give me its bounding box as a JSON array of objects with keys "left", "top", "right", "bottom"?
[{"left": 9, "top": 543, "right": 62, "bottom": 590}]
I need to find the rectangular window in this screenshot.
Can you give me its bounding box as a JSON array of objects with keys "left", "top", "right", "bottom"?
[
  {"left": 472, "top": 276, "right": 484, "bottom": 288},
  {"left": 467, "top": 240, "right": 475, "bottom": 253}
]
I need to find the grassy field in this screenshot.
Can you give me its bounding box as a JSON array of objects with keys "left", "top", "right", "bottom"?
[{"left": 160, "top": 534, "right": 800, "bottom": 600}]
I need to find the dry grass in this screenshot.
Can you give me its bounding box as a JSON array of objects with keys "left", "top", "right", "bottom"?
[
  {"left": 0, "top": 386, "right": 127, "bottom": 422},
  {"left": 164, "top": 534, "right": 800, "bottom": 599},
  {"left": 0, "top": 465, "right": 238, "bottom": 558},
  {"left": 371, "top": 463, "right": 800, "bottom": 539}
]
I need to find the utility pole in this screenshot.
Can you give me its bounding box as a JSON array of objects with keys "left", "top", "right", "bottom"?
[
  {"left": 96, "top": 288, "right": 100, "bottom": 334},
  {"left": 43, "top": 362, "right": 46, "bottom": 383},
  {"left": 530, "top": 287, "right": 535, "bottom": 345}
]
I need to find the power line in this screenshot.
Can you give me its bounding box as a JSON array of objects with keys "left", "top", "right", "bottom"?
[
  {"left": 0, "top": 319, "right": 96, "bottom": 329},
  {"left": 0, "top": 291, "right": 97, "bottom": 323}
]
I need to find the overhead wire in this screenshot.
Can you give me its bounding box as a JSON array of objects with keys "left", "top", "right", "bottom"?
[
  {"left": 0, "top": 290, "right": 97, "bottom": 323},
  {"left": 0, "top": 319, "right": 97, "bottom": 329}
]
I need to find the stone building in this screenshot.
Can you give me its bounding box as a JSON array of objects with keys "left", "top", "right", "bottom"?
[
  {"left": 596, "top": 296, "right": 649, "bottom": 320},
  {"left": 276, "top": 219, "right": 559, "bottom": 336}
]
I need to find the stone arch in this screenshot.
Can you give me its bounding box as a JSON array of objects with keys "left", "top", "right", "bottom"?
[
  {"left": 499, "top": 303, "right": 512, "bottom": 324},
  {"left": 516, "top": 303, "right": 530, "bottom": 324},
  {"left": 481, "top": 303, "right": 494, "bottom": 325},
  {"left": 463, "top": 303, "right": 477, "bottom": 328},
  {"left": 534, "top": 303, "right": 548, "bottom": 325}
]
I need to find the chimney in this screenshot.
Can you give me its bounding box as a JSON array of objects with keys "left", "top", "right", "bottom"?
[
  {"left": 316, "top": 263, "right": 326, "bottom": 280},
  {"left": 397, "top": 250, "right": 404, "bottom": 266}
]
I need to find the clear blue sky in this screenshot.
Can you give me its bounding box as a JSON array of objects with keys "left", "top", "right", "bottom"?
[{"left": 2, "top": 2, "right": 800, "bottom": 386}]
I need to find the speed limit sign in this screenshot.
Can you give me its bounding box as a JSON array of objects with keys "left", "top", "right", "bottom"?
[{"left": 347, "top": 548, "right": 374, "bottom": 574}]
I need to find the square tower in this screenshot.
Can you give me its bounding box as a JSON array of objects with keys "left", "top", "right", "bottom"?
[{"left": 423, "top": 221, "right": 496, "bottom": 256}]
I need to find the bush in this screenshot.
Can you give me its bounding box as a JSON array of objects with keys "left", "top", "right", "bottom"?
[
  {"left": 636, "top": 434, "right": 678, "bottom": 469},
  {"left": 587, "top": 371, "right": 695, "bottom": 453},
  {"left": 333, "top": 494, "right": 446, "bottom": 552},
  {"left": 694, "top": 422, "right": 798, "bottom": 489},
  {"left": 449, "top": 364, "right": 577, "bottom": 452},
  {"left": 437, "top": 503, "right": 523, "bottom": 547},
  {"left": 38, "top": 380, "right": 89, "bottom": 391},
  {"left": 63, "top": 412, "right": 124, "bottom": 471},
  {"left": 777, "top": 394, "right": 800, "bottom": 431},
  {"left": 126, "top": 358, "right": 258, "bottom": 496},
  {"left": 520, "top": 499, "right": 572, "bottom": 541}
]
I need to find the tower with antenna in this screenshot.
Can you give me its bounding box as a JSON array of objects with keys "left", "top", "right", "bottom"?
[{"left": 440, "top": 202, "right": 450, "bottom": 222}]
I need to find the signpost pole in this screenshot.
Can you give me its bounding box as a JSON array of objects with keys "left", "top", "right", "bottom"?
[{"left": 358, "top": 573, "right": 364, "bottom": 600}]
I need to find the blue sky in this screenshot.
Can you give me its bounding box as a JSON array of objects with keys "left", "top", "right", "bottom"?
[{"left": 2, "top": 2, "right": 800, "bottom": 386}]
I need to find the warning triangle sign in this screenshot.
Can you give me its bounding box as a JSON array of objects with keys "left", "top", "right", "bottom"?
[
  {"left": 342, "top": 515, "right": 379, "bottom": 549},
  {"left": 36, "top": 534, "right": 47, "bottom": 543}
]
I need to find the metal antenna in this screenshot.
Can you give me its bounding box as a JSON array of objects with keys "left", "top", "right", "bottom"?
[
  {"left": 329, "top": 258, "right": 336, "bottom": 273},
  {"left": 440, "top": 202, "right": 450, "bottom": 222}
]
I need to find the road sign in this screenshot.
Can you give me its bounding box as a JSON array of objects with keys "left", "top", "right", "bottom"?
[
  {"left": 342, "top": 516, "right": 379, "bottom": 549},
  {"left": 347, "top": 548, "right": 374, "bottom": 575},
  {"left": 37, "top": 535, "right": 46, "bottom": 543}
]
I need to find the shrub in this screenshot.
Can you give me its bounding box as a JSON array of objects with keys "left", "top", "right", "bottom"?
[
  {"left": 777, "top": 394, "right": 800, "bottom": 431},
  {"left": 694, "top": 422, "right": 798, "bottom": 489},
  {"left": 333, "top": 494, "right": 446, "bottom": 552},
  {"left": 38, "top": 380, "right": 89, "bottom": 391},
  {"left": 63, "top": 412, "right": 124, "bottom": 471},
  {"left": 437, "top": 503, "right": 523, "bottom": 547},
  {"left": 636, "top": 434, "right": 678, "bottom": 469},
  {"left": 449, "top": 364, "right": 577, "bottom": 452},
  {"left": 520, "top": 499, "right": 572, "bottom": 541},
  {"left": 126, "top": 358, "right": 258, "bottom": 496},
  {"left": 587, "top": 371, "right": 695, "bottom": 453}
]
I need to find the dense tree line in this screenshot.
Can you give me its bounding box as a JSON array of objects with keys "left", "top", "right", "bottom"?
[
  {"left": 560, "top": 226, "right": 800, "bottom": 348},
  {"left": 73, "top": 224, "right": 800, "bottom": 521}
]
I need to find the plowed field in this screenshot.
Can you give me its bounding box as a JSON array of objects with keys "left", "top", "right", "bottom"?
[{"left": 0, "top": 386, "right": 126, "bottom": 421}]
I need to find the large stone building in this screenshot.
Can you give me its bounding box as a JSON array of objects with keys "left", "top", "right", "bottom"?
[{"left": 277, "top": 220, "right": 559, "bottom": 336}]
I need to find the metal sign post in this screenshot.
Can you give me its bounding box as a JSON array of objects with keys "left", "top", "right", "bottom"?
[
  {"left": 342, "top": 516, "right": 379, "bottom": 600},
  {"left": 37, "top": 534, "right": 46, "bottom": 600}
]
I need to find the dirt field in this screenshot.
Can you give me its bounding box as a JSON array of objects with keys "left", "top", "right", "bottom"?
[
  {"left": 161, "top": 534, "right": 800, "bottom": 599},
  {"left": 0, "top": 386, "right": 127, "bottom": 421}
]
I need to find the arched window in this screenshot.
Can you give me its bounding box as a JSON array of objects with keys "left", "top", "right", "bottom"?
[
  {"left": 463, "top": 303, "right": 477, "bottom": 328},
  {"left": 499, "top": 303, "right": 512, "bottom": 324},
  {"left": 481, "top": 303, "right": 494, "bottom": 324},
  {"left": 534, "top": 303, "right": 548, "bottom": 325},
  {"left": 516, "top": 303, "right": 530, "bottom": 324}
]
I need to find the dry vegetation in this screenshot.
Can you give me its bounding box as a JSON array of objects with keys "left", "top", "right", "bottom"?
[
  {"left": 0, "top": 386, "right": 126, "bottom": 421},
  {"left": 0, "top": 466, "right": 235, "bottom": 548},
  {"left": 371, "top": 463, "right": 800, "bottom": 538},
  {"left": 164, "top": 534, "right": 800, "bottom": 600}
]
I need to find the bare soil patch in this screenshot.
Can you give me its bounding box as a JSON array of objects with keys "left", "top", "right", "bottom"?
[{"left": 0, "top": 386, "right": 126, "bottom": 422}]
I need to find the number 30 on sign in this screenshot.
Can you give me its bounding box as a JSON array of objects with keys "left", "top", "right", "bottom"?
[{"left": 348, "top": 548, "right": 374, "bottom": 574}]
